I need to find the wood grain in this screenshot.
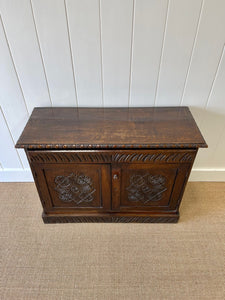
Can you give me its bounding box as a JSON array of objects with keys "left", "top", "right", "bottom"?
[
  {"left": 42, "top": 213, "right": 179, "bottom": 223},
  {"left": 16, "top": 107, "right": 207, "bottom": 149}
]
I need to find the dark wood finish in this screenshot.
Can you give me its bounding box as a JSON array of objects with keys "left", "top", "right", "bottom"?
[
  {"left": 32, "top": 163, "right": 111, "bottom": 213},
  {"left": 16, "top": 107, "right": 207, "bottom": 149},
  {"left": 42, "top": 213, "right": 179, "bottom": 223},
  {"left": 27, "top": 149, "right": 197, "bottom": 164},
  {"left": 16, "top": 107, "right": 207, "bottom": 223},
  {"left": 119, "top": 164, "right": 184, "bottom": 209}
]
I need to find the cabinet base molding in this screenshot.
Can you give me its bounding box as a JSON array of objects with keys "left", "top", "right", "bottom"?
[{"left": 42, "top": 212, "right": 179, "bottom": 224}]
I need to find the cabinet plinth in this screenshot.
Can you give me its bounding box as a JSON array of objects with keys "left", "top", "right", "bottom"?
[{"left": 16, "top": 107, "right": 207, "bottom": 223}]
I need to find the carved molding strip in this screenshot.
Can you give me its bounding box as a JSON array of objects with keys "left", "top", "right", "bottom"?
[
  {"left": 54, "top": 172, "right": 96, "bottom": 205},
  {"left": 42, "top": 215, "right": 179, "bottom": 223},
  {"left": 29, "top": 151, "right": 194, "bottom": 164},
  {"left": 29, "top": 152, "right": 111, "bottom": 163},
  {"left": 113, "top": 152, "right": 194, "bottom": 163},
  {"left": 126, "top": 174, "right": 167, "bottom": 203},
  {"left": 22, "top": 143, "right": 206, "bottom": 149}
]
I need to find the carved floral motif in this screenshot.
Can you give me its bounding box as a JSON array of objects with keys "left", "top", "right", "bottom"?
[
  {"left": 126, "top": 173, "right": 167, "bottom": 204},
  {"left": 54, "top": 172, "right": 96, "bottom": 204}
]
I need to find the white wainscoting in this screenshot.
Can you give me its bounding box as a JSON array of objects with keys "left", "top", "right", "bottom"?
[{"left": 0, "top": 0, "right": 225, "bottom": 182}]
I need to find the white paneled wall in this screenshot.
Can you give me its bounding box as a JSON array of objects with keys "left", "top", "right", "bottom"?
[
  {"left": 66, "top": 0, "right": 102, "bottom": 106},
  {"left": 0, "top": 0, "right": 225, "bottom": 181},
  {"left": 0, "top": 0, "right": 51, "bottom": 113},
  {"left": 130, "top": 0, "right": 168, "bottom": 106},
  {"left": 155, "top": 0, "right": 203, "bottom": 106},
  {"left": 31, "top": 0, "right": 77, "bottom": 106},
  {"left": 101, "top": 0, "right": 133, "bottom": 106}
]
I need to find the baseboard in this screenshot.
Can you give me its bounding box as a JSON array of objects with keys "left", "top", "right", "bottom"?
[
  {"left": 0, "top": 169, "right": 33, "bottom": 182},
  {"left": 189, "top": 169, "right": 225, "bottom": 181},
  {"left": 0, "top": 168, "right": 225, "bottom": 182}
]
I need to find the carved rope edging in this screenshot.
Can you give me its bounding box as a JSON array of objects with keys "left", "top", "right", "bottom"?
[
  {"left": 43, "top": 215, "right": 179, "bottom": 223},
  {"left": 29, "top": 151, "right": 194, "bottom": 163},
  {"left": 23, "top": 142, "right": 205, "bottom": 149}
]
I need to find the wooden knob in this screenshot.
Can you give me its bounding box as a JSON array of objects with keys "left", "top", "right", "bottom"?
[{"left": 113, "top": 174, "right": 119, "bottom": 180}]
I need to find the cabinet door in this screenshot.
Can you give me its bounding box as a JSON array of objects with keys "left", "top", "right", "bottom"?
[
  {"left": 32, "top": 163, "right": 111, "bottom": 213},
  {"left": 112, "top": 163, "right": 190, "bottom": 212}
]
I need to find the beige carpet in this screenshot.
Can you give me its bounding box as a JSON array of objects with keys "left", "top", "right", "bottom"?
[{"left": 0, "top": 182, "right": 225, "bottom": 300}]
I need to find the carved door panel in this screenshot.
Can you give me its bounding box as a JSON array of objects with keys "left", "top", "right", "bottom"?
[
  {"left": 33, "top": 163, "right": 111, "bottom": 213},
  {"left": 112, "top": 164, "right": 190, "bottom": 211}
]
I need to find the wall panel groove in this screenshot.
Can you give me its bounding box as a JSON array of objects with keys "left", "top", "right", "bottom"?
[
  {"left": 155, "top": 0, "right": 202, "bottom": 106},
  {"left": 182, "top": 0, "right": 225, "bottom": 111},
  {"left": 130, "top": 0, "right": 169, "bottom": 107},
  {"left": 154, "top": 0, "right": 170, "bottom": 106},
  {"left": 98, "top": 0, "right": 104, "bottom": 106},
  {"left": 0, "top": 108, "right": 23, "bottom": 169},
  {"left": 0, "top": 0, "right": 52, "bottom": 113},
  {"left": 31, "top": 0, "right": 77, "bottom": 106},
  {"left": 66, "top": 0, "right": 103, "bottom": 106},
  {"left": 1, "top": 108, "right": 24, "bottom": 168},
  {"left": 205, "top": 44, "right": 225, "bottom": 109},
  {"left": 64, "top": 0, "right": 78, "bottom": 107},
  {"left": 0, "top": 16, "right": 29, "bottom": 116},
  {"left": 194, "top": 44, "right": 225, "bottom": 169},
  {"left": 180, "top": 0, "right": 205, "bottom": 106},
  {"left": 101, "top": 0, "right": 133, "bottom": 106},
  {"left": 128, "top": 0, "right": 135, "bottom": 107},
  {"left": 30, "top": 0, "right": 53, "bottom": 107},
  {"left": 0, "top": 15, "right": 29, "bottom": 168}
]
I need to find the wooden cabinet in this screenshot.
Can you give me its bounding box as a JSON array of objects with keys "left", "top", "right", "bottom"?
[{"left": 16, "top": 107, "right": 207, "bottom": 223}]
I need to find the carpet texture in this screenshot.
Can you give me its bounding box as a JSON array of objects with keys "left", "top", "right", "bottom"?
[{"left": 0, "top": 182, "right": 225, "bottom": 300}]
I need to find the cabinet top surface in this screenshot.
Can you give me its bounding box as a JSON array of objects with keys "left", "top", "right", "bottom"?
[{"left": 16, "top": 107, "right": 207, "bottom": 149}]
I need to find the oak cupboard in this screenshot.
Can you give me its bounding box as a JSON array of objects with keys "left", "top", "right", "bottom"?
[{"left": 16, "top": 107, "right": 207, "bottom": 223}]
